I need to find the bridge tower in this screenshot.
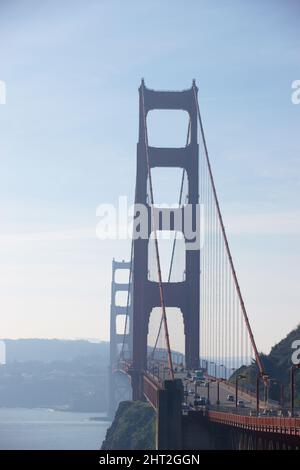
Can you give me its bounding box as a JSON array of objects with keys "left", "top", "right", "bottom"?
[
  {"left": 131, "top": 81, "right": 200, "bottom": 400},
  {"left": 108, "top": 259, "right": 132, "bottom": 417}
]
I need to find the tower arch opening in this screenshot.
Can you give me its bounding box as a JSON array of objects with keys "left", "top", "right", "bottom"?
[{"left": 147, "top": 307, "right": 185, "bottom": 373}]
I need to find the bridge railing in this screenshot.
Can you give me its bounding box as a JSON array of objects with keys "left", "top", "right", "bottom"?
[{"left": 204, "top": 409, "right": 300, "bottom": 436}]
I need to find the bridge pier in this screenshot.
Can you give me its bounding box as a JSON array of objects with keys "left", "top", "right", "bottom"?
[
  {"left": 156, "top": 379, "right": 183, "bottom": 450},
  {"left": 182, "top": 412, "right": 215, "bottom": 449}
]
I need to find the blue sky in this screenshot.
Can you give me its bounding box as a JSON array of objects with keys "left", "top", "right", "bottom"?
[{"left": 0, "top": 0, "right": 299, "bottom": 353}]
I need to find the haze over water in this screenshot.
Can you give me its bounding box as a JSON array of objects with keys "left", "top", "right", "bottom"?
[{"left": 0, "top": 408, "right": 110, "bottom": 450}]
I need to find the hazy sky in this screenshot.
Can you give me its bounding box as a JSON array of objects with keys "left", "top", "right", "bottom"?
[{"left": 0, "top": 0, "right": 299, "bottom": 354}]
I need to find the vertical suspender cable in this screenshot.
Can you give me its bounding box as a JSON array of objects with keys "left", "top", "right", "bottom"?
[{"left": 193, "top": 85, "right": 265, "bottom": 377}]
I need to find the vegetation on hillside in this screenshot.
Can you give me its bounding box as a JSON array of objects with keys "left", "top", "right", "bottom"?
[
  {"left": 101, "top": 401, "right": 156, "bottom": 450},
  {"left": 230, "top": 324, "right": 300, "bottom": 406}
]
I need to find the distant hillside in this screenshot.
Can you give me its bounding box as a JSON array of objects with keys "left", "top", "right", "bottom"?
[
  {"left": 230, "top": 324, "right": 300, "bottom": 405},
  {"left": 101, "top": 401, "right": 155, "bottom": 450},
  {"left": 2, "top": 339, "right": 109, "bottom": 364},
  {"left": 0, "top": 339, "right": 110, "bottom": 411}
]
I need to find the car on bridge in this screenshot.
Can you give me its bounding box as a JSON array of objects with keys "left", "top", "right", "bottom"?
[
  {"left": 237, "top": 400, "right": 245, "bottom": 408},
  {"left": 182, "top": 403, "right": 190, "bottom": 414},
  {"left": 227, "top": 394, "right": 235, "bottom": 402},
  {"left": 194, "top": 396, "right": 209, "bottom": 407},
  {"left": 192, "top": 371, "right": 205, "bottom": 382}
]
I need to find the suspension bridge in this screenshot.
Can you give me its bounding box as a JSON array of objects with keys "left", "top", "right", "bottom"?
[{"left": 108, "top": 80, "right": 300, "bottom": 450}]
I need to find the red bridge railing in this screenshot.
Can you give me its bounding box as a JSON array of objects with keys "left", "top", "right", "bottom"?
[{"left": 206, "top": 410, "right": 300, "bottom": 436}]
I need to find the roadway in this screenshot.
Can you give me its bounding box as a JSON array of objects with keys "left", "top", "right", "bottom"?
[
  {"left": 148, "top": 365, "right": 280, "bottom": 414},
  {"left": 184, "top": 380, "right": 251, "bottom": 408},
  {"left": 181, "top": 377, "right": 279, "bottom": 414}
]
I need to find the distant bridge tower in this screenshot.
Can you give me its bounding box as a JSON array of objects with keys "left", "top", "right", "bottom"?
[
  {"left": 131, "top": 81, "right": 200, "bottom": 400},
  {"left": 108, "top": 259, "right": 132, "bottom": 417}
]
